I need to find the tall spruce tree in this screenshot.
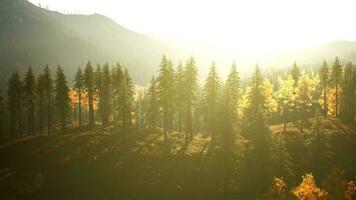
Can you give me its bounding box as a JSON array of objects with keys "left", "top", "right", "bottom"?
[
  {"left": 55, "top": 66, "right": 70, "bottom": 133},
  {"left": 319, "top": 60, "right": 330, "bottom": 119},
  {"left": 340, "top": 62, "right": 355, "bottom": 124},
  {"left": 291, "top": 62, "right": 301, "bottom": 84},
  {"left": 94, "top": 65, "right": 103, "bottom": 125},
  {"left": 146, "top": 76, "right": 158, "bottom": 129},
  {"left": 112, "top": 63, "right": 123, "bottom": 123},
  {"left": 36, "top": 74, "right": 45, "bottom": 134},
  {"left": 43, "top": 65, "right": 54, "bottom": 136},
  {"left": 24, "top": 66, "right": 36, "bottom": 135},
  {"left": 84, "top": 62, "right": 95, "bottom": 126},
  {"left": 330, "top": 57, "right": 343, "bottom": 117},
  {"left": 183, "top": 56, "right": 198, "bottom": 142},
  {"left": 175, "top": 62, "right": 184, "bottom": 133},
  {"left": 119, "top": 68, "right": 134, "bottom": 141},
  {"left": 74, "top": 67, "right": 84, "bottom": 128},
  {"left": 156, "top": 55, "right": 175, "bottom": 153},
  {"left": 203, "top": 62, "right": 221, "bottom": 142},
  {"left": 226, "top": 62, "right": 240, "bottom": 124},
  {"left": 7, "top": 72, "right": 22, "bottom": 137},
  {"left": 101, "top": 64, "right": 112, "bottom": 127}
]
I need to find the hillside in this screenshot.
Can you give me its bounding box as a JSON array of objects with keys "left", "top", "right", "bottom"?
[
  {"left": 0, "top": 0, "right": 185, "bottom": 87},
  {"left": 0, "top": 119, "right": 356, "bottom": 200}
]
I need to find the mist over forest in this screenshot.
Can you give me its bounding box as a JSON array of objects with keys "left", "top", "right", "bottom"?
[{"left": 1, "top": 0, "right": 356, "bottom": 200}]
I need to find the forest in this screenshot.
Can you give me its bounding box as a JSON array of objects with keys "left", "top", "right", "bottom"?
[{"left": 0, "top": 55, "right": 356, "bottom": 200}]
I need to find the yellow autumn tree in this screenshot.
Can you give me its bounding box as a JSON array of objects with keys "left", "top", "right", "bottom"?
[
  {"left": 261, "top": 79, "right": 278, "bottom": 118},
  {"left": 261, "top": 177, "right": 293, "bottom": 200},
  {"left": 292, "top": 173, "right": 327, "bottom": 200},
  {"left": 276, "top": 75, "right": 296, "bottom": 132},
  {"left": 322, "top": 168, "right": 356, "bottom": 200},
  {"left": 296, "top": 72, "right": 315, "bottom": 131}
]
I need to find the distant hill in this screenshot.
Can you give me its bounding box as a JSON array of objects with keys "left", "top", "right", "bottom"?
[{"left": 0, "top": 0, "right": 186, "bottom": 88}]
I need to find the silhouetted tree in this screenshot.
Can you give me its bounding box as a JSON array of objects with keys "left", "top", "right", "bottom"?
[
  {"left": 24, "top": 66, "right": 36, "bottom": 135},
  {"left": 7, "top": 72, "right": 22, "bottom": 137},
  {"left": 330, "top": 57, "right": 343, "bottom": 117},
  {"left": 226, "top": 62, "right": 240, "bottom": 124},
  {"left": 101, "top": 64, "right": 112, "bottom": 127},
  {"left": 203, "top": 62, "right": 221, "bottom": 143},
  {"left": 74, "top": 67, "right": 84, "bottom": 128},
  {"left": 340, "top": 62, "right": 355, "bottom": 124},
  {"left": 55, "top": 66, "right": 70, "bottom": 133},
  {"left": 156, "top": 55, "right": 175, "bottom": 153},
  {"left": 319, "top": 60, "right": 329, "bottom": 119},
  {"left": 42, "top": 65, "right": 54, "bottom": 136},
  {"left": 84, "top": 62, "right": 95, "bottom": 126},
  {"left": 183, "top": 56, "right": 198, "bottom": 142}
]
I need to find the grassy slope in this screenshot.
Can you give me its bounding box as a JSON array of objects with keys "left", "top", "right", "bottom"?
[{"left": 0, "top": 119, "right": 356, "bottom": 199}]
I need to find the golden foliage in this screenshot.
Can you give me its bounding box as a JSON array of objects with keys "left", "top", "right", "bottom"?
[
  {"left": 292, "top": 173, "right": 327, "bottom": 200},
  {"left": 322, "top": 168, "right": 356, "bottom": 200},
  {"left": 261, "top": 177, "right": 291, "bottom": 200}
]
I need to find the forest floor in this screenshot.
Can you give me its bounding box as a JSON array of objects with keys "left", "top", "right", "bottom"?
[{"left": 0, "top": 119, "right": 356, "bottom": 200}]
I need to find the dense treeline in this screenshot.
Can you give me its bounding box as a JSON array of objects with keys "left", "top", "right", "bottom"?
[{"left": 1, "top": 56, "right": 356, "bottom": 199}]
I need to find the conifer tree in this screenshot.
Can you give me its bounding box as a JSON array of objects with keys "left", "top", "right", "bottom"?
[
  {"left": 183, "top": 56, "right": 198, "bottom": 141},
  {"left": 42, "top": 65, "right": 54, "bottom": 136},
  {"left": 203, "top": 62, "right": 221, "bottom": 142},
  {"left": 319, "top": 60, "right": 329, "bottom": 119},
  {"left": 55, "top": 66, "right": 70, "bottom": 133},
  {"left": 111, "top": 63, "right": 123, "bottom": 122},
  {"left": 74, "top": 67, "right": 84, "bottom": 128},
  {"left": 84, "top": 62, "right": 95, "bottom": 126},
  {"left": 226, "top": 62, "right": 240, "bottom": 124},
  {"left": 119, "top": 68, "right": 134, "bottom": 140},
  {"left": 24, "top": 66, "right": 36, "bottom": 135},
  {"left": 156, "top": 55, "right": 175, "bottom": 152},
  {"left": 94, "top": 65, "right": 103, "bottom": 124},
  {"left": 240, "top": 66, "right": 272, "bottom": 194},
  {"left": 175, "top": 62, "right": 184, "bottom": 133},
  {"left": 330, "top": 57, "right": 343, "bottom": 117},
  {"left": 7, "top": 72, "right": 22, "bottom": 137},
  {"left": 146, "top": 76, "right": 158, "bottom": 129},
  {"left": 340, "top": 62, "right": 355, "bottom": 124},
  {"left": 36, "top": 74, "right": 45, "bottom": 134},
  {"left": 101, "top": 64, "right": 112, "bottom": 127}
]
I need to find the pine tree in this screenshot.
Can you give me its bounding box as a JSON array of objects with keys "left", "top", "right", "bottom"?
[
  {"left": 36, "top": 74, "right": 45, "bottom": 134},
  {"left": 175, "top": 62, "right": 184, "bottom": 133},
  {"left": 55, "top": 66, "right": 70, "bottom": 133},
  {"left": 7, "top": 72, "right": 22, "bottom": 137},
  {"left": 94, "top": 64, "right": 103, "bottom": 125},
  {"left": 226, "top": 62, "right": 240, "bottom": 124},
  {"left": 42, "top": 65, "right": 54, "bottom": 136},
  {"left": 319, "top": 60, "right": 329, "bottom": 119},
  {"left": 240, "top": 66, "right": 272, "bottom": 194},
  {"left": 84, "top": 62, "right": 95, "bottom": 126},
  {"left": 183, "top": 56, "right": 198, "bottom": 142},
  {"left": 330, "top": 57, "right": 343, "bottom": 117},
  {"left": 119, "top": 68, "right": 134, "bottom": 141},
  {"left": 156, "top": 55, "right": 175, "bottom": 153},
  {"left": 74, "top": 67, "right": 84, "bottom": 128},
  {"left": 203, "top": 62, "right": 221, "bottom": 143},
  {"left": 24, "top": 66, "right": 36, "bottom": 135},
  {"left": 146, "top": 76, "right": 158, "bottom": 129},
  {"left": 111, "top": 63, "right": 123, "bottom": 123},
  {"left": 101, "top": 63, "right": 112, "bottom": 127},
  {"left": 340, "top": 62, "right": 355, "bottom": 124}
]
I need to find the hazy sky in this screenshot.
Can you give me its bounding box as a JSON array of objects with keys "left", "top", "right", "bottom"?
[{"left": 29, "top": 0, "right": 356, "bottom": 53}]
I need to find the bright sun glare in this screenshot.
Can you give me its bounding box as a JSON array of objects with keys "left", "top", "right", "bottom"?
[{"left": 30, "top": 0, "right": 356, "bottom": 53}]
